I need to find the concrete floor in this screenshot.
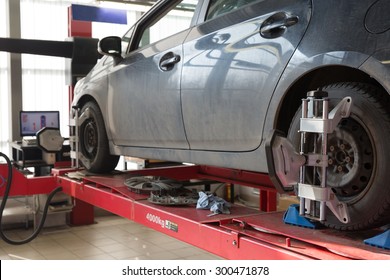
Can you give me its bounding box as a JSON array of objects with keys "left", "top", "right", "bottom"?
[{"left": 0, "top": 214, "right": 223, "bottom": 260}]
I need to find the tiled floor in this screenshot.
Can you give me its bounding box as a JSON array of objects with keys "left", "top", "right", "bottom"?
[{"left": 0, "top": 214, "right": 223, "bottom": 260}]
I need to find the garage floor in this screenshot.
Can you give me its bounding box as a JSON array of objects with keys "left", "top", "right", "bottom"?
[{"left": 0, "top": 214, "right": 223, "bottom": 260}]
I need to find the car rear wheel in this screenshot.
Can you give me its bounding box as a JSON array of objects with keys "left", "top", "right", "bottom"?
[
  {"left": 287, "top": 82, "right": 390, "bottom": 230},
  {"left": 79, "top": 101, "right": 119, "bottom": 173}
]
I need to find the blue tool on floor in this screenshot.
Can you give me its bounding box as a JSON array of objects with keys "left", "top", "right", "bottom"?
[
  {"left": 283, "top": 204, "right": 321, "bottom": 229},
  {"left": 364, "top": 229, "right": 390, "bottom": 250}
]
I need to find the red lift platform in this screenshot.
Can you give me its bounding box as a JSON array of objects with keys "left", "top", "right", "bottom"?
[{"left": 1, "top": 163, "right": 389, "bottom": 260}]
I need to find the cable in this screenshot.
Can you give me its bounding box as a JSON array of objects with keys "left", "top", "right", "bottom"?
[{"left": 0, "top": 152, "right": 62, "bottom": 245}]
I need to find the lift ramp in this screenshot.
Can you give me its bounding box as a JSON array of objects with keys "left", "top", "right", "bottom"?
[
  {"left": 50, "top": 165, "right": 390, "bottom": 260},
  {"left": 1, "top": 163, "right": 390, "bottom": 259}
]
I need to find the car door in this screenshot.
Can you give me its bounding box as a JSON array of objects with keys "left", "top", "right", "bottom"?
[
  {"left": 107, "top": 0, "right": 199, "bottom": 149},
  {"left": 181, "top": 0, "right": 311, "bottom": 151}
]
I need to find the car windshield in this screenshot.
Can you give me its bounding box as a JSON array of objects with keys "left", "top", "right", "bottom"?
[{"left": 121, "top": 26, "right": 134, "bottom": 54}]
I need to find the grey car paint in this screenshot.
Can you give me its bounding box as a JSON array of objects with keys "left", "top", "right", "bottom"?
[
  {"left": 72, "top": 0, "right": 390, "bottom": 173},
  {"left": 108, "top": 30, "right": 190, "bottom": 149},
  {"left": 181, "top": 0, "right": 310, "bottom": 152}
]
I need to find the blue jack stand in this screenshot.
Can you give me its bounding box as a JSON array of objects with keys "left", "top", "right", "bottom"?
[
  {"left": 283, "top": 204, "right": 321, "bottom": 229},
  {"left": 364, "top": 229, "right": 390, "bottom": 250}
]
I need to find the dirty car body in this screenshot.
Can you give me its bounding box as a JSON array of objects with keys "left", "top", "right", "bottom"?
[{"left": 71, "top": 0, "right": 390, "bottom": 231}]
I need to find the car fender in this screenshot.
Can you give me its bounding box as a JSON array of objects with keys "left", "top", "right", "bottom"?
[
  {"left": 359, "top": 49, "right": 390, "bottom": 95},
  {"left": 263, "top": 50, "right": 371, "bottom": 136},
  {"left": 71, "top": 56, "right": 113, "bottom": 140}
]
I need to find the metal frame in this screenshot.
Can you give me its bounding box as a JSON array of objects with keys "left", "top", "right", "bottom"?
[{"left": 1, "top": 163, "right": 389, "bottom": 259}]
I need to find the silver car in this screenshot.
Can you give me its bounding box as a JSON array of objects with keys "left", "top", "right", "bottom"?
[{"left": 71, "top": 0, "right": 390, "bottom": 231}]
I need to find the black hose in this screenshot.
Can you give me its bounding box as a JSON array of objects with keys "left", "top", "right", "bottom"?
[{"left": 0, "top": 152, "right": 62, "bottom": 245}]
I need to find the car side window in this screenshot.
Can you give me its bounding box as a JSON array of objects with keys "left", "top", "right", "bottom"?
[
  {"left": 206, "top": 0, "right": 259, "bottom": 21},
  {"left": 138, "top": 0, "right": 198, "bottom": 49}
]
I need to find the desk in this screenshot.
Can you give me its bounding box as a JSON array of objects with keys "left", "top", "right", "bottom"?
[
  {"left": 11, "top": 141, "right": 70, "bottom": 175},
  {"left": 11, "top": 141, "right": 48, "bottom": 175},
  {"left": 8, "top": 142, "right": 73, "bottom": 229}
]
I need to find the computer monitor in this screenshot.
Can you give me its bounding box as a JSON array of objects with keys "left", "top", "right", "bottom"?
[{"left": 20, "top": 111, "right": 60, "bottom": 137}]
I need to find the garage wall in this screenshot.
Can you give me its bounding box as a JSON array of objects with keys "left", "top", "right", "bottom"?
[
  {"left": 19, "top": 0, "right": 139, "bottom": 139},
  {"left": 0, "top": 0, "right": 10, "bottom": 153},
  {"left": 1, "top": 0, "right": 193, "bottom": 154},
  {"left": 20, "top": 0, "right": 89, "bottom": 139}
]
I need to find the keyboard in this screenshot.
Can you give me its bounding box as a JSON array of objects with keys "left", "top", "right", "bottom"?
[{"left": 22, "top": 138, "right": 37, "bottom": 146}]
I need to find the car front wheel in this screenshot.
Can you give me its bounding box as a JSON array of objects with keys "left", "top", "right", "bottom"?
[
  {"left": 79, "top": 101, "right": 119, "bottom": 173},
  {"left": 288, "top": 82, "right": 390, "bottom": 230}
]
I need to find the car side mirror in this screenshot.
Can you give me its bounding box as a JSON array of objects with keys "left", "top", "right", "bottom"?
[{"left": 98, "top": 36, "right": 122, "bottom": 62}]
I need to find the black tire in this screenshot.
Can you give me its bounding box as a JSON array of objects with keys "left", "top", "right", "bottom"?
[
  {"left": 79, "top": 101, "right": 119, "bottom": 173},
  {"left": 287, "top": 82, "right": 390, "bottom": 230}
]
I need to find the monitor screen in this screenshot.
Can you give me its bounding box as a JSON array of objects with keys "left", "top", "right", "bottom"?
[{"left": 20, "top": 111, "right": 60, "bottom": 137}]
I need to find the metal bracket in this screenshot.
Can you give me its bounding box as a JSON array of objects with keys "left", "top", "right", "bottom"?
[
  {"left": 229, "top": 231, "right": 240, "bottom": 249},
  {"left": 300, "top": 94, "right": 352, "bottom": 134},
  {"left": 326, "top": 195, "right": 350, "bottom": 224},
  {"left": 69, "top": 106, "right": 92, "bottom": 169},
  {"left": 265, "top": 130, "right": 305, "bottom": 193},
  {"left": 266, "top": 90, "right": 353, "bottom": 224},
  {"left": 298, "top": 94, "right": 352, "bottom": 223},
  {"left": 298, "top": 183, "right": 350, "bottom": 223}
]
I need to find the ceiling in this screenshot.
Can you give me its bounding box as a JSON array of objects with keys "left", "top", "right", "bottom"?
[{"left": 99, "top": 0, "right": 157, "bottom": 5}]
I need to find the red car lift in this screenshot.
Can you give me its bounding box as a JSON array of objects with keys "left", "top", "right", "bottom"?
[{"left": 1, "top": 163, "right": 389, "bottom": 260}]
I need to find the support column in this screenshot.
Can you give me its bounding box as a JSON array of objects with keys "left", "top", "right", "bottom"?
[
  {"left": 68, "top": 6, "right": 94, "bottom": 225},
  {"left": 259, "top": 190, "right": 277, "bottom": 212},
  {"left": 7, "top": 0, "right": 23, "bottom": 142},
  {"left": 67, "top": 6, "right": 92, "bottom": 106}
]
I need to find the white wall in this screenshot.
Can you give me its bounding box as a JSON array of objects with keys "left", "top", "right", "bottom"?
[{"left": 0, "top": 0, "right": 10, "bottom": 152}]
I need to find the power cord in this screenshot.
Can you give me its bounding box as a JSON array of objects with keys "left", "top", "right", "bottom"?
[{"left": 0, "top": 152, "right": 62, "bottom": 245}]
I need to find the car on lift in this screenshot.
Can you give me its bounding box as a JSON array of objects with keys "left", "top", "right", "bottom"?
[{"left": 71, "top": 0, "right": 390, "bottom": 231}]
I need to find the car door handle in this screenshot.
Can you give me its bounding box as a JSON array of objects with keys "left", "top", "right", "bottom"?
[
  {"left": 260, "top": 12, "right": 299, "bottom": 39},
  {"left": 159, "top": 52, "right": 181, "bottom": 71}
]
